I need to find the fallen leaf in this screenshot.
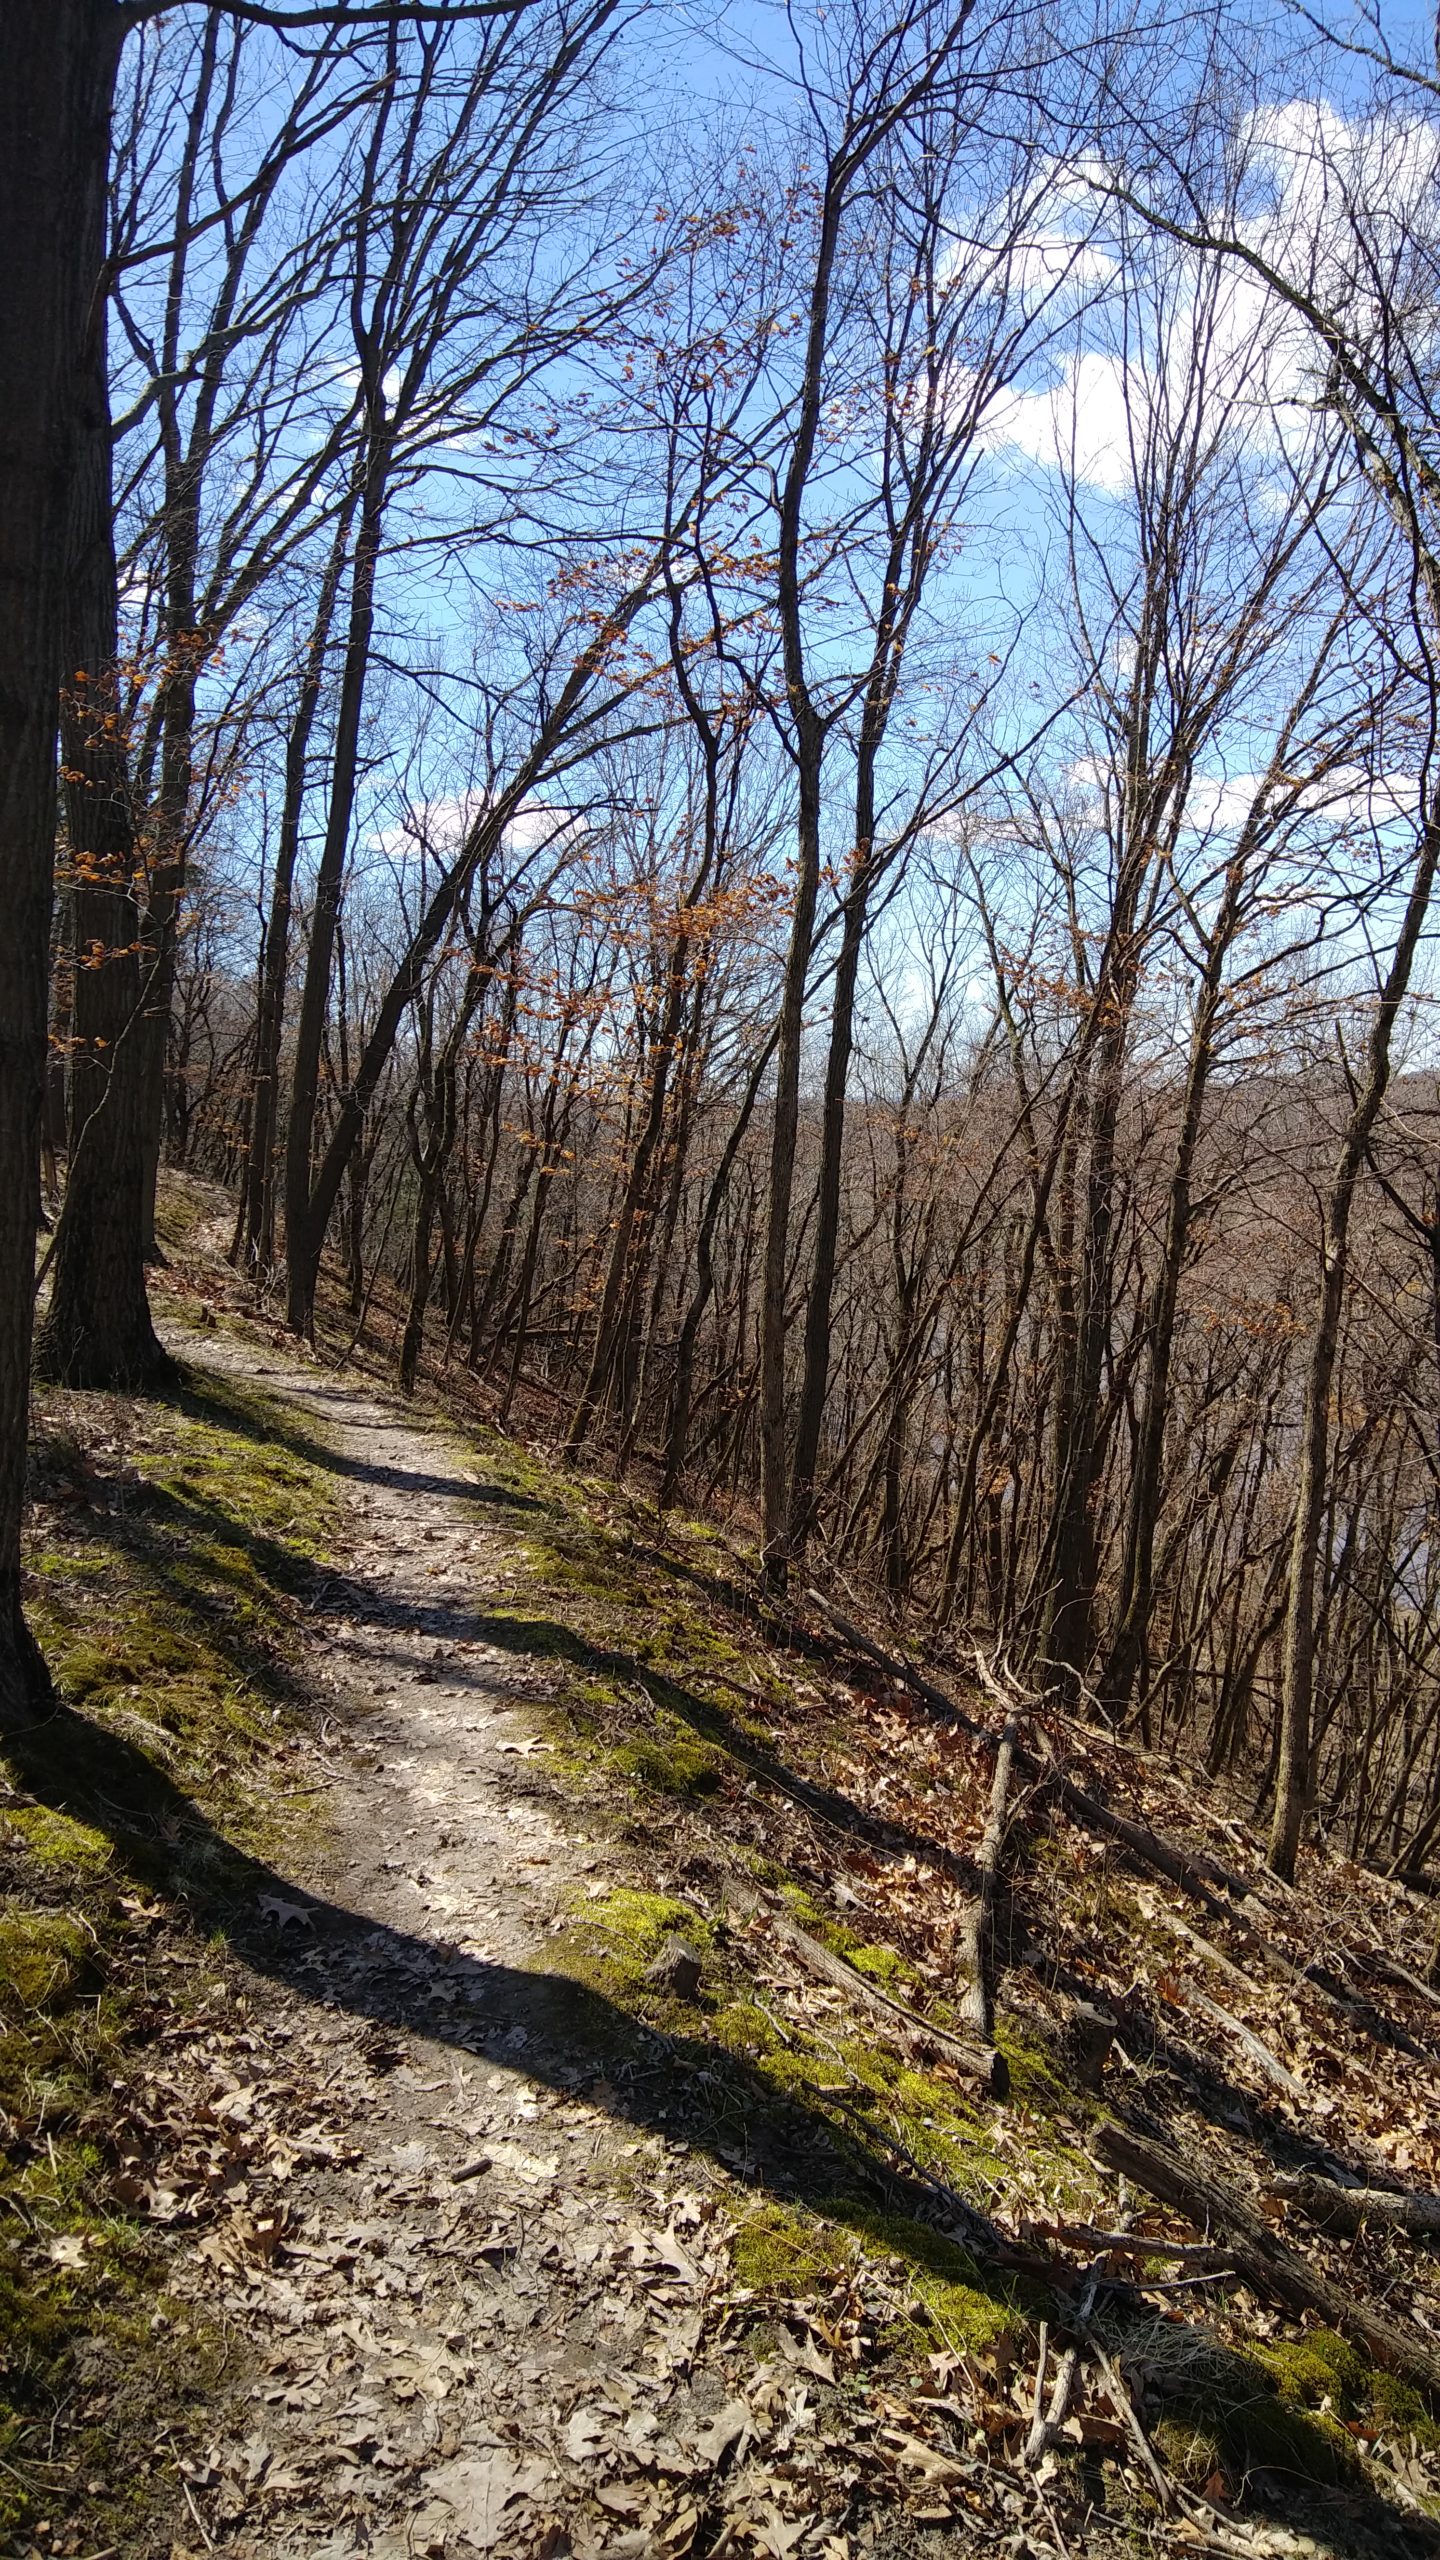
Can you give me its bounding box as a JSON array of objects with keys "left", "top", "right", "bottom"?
[
  {"left": 564, "top": 2406, "right": 608, "bottom": 2461},
  {"left": 421, "top": 2451, "right": 551, "bottom": 2547},
  {"left": 690, "top": 2399, "right": 751, "bottom": 2467}
]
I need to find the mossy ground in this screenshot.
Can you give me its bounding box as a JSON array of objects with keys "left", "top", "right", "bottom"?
[
  {"left": 0, "top": 1352, "right": 341, "bottom": 2555},
  {"left": 447, "top": 1410, "right": 1440, "bottom": 2542},
  {"left": 1141, "top": 2323, "right": 1381, "bottom": 2493},
  {"left": 531, "top": 1873, "right": 1098, "bottom": 2382}
]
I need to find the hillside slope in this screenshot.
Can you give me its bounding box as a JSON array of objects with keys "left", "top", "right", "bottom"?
[{"left": 6, "top": 1195, "right": 1440, "bottom": 2559}]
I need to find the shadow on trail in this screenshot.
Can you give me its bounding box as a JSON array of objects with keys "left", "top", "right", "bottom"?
[
  {"left": 158, "top": 1367, "right": 541, "bottom": 1511},
  {"left": 29, "top": 1354, "right": 1434, "bottom": 2558},
  {"left": 5, "top": 1697, "right": 1437, "bottom": 2560},
  {"left": 1, "top": 1693, "right": 979, "bottom": 2253},
  {"left": 309, "top": 1566, "right": 982, "bottom": 1884}
]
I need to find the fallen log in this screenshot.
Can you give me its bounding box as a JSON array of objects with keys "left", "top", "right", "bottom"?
[
  {"left": 804, "top": 1589, "right": 988, "bottom": 1741},
  {"left": 974, "top": 1652, "right": 1253, "bottom": 1909},
  {"left": 764, "top": 1903, "right": 1008, "bottom": 2098},
  {"left": 1162, "top": 1909, "right": 1257, "bottom": 1999},
  {"left": 1272, "top": 2173, "right": 1440, "bottom": 2237},
  {"left": 1047, "top": 1765, "right": 1247, "bottom": 1916},
  {"left": 1094, "top": 2119, "right": 1440, "bottom": 2400},
  {"left": 957, "top": 1711, "right": 1018, "bottom": 2040},
  {"left": 1350, "top": 1944, "right": 1440, "bottom": 2017},
  {"left": 1170, "top": 1982, "right": 1310, "bottom": 2106},
  {"left": 1164, "top": 1893, "right": 1427, "bottom": 2061},
  {"left": 801, "top": 1594, "right": 1396, "bottom": 2095}
]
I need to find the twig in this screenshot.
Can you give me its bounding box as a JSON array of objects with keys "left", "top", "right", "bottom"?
[
  {"left": 1043, "top": 2220, "right": 1231, "bottom": 2264},
  {"left": 1023, "top": 2337, "right": 1081, "bottom": 2470},
  {"left": 1026, "top": 2319, "right": 1049, "bottom": 2447},
  {"left": 1090, "top": 2338, "right": 1175, "bottom": 2513},
  {"left": 181, "top": 2479, "right": 216, "bottom": 2552}
]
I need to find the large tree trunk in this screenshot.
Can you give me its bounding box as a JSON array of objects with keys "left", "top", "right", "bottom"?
[
  {"left": 35, "top": 39, "right": 169, "bottom": 1393},
  {"left": 0, "top": 0, "right": 121, "bottom": 1727},
  {"left": 758, "top": 717, "right": 824, "bottom": 1587}
]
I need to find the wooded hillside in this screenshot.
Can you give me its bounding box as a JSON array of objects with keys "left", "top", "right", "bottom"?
[{"left": 8, "top": 6, "right": 1440, "bottom": 2549}]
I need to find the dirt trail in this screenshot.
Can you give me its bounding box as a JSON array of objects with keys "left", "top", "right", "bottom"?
[{"left": 171, "top": 1335, "right": 750, "bottom": 2560}]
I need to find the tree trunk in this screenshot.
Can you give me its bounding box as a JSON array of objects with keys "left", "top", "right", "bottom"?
[
  {"left": 283, "top": 442, "right": 389, "bottom": 1332},
  {"left": 1271, "top": 804, "right": 1440, "bottom": 1879},
  {"left": 758, "top": 716, "right": 823, "bottom": 1588},
  {"left": 33, "top": 7, "right": 169, "bottom": 1393},
  {"left": 1102, "top": 860, "right": 1242, "bottom": 1718},
  {"left": 234, "top": 497, "right": 355, "bottom": 1278},
  {"left": 0, "top": 0, "right": 108, "bottom": 1728},
  {"left": 660, "top": 1031, "right": 775, "bottom": 1507},
  {"left": 566, "top": 931, "right": 691, "bottom": 1457}
]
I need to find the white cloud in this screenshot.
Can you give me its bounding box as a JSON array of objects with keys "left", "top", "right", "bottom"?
[
  {"left": 368, "top": 792, "right": 581, "bottom": 865},
  {"left": 977, "top": 98, "right": 1440, "bottom": 495},
  {"left": 1065, "top": 755, "right": 1418, "bottom": 836},
  {"left": 980, "top": 349, "right": 1139, "bottom": 493}
]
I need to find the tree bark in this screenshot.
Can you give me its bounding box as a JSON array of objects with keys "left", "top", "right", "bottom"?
[
  {"left": 1095, "top": 2119, "right": 1440, "bottom": 2400},
  {"left": 34, "top": 6, "right": 170, "bottom": 1393},
  {"left": 957, "top": 1711, "right": 1018, "bottom": 2039},
  {"left": 234, "top": 497, "right": 355, "bottom": 1277},
  {"left": 283, "top": 438, "right": 389, "bottom": 1332},
  {"left": 0, "top": 0, "right": 110, "bottom": 1727}
]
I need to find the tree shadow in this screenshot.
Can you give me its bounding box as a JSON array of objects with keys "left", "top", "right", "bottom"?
[
  {"left": 304, "top": 1572, "right": 983, "bottom": 1885},
  {"left": 1, "top": 1693, "right": 994, "bottom": 2263},
  {"left": 155, "top": 1367, "right": 535, "bottom": 1511},
  {"left": 5, "top": 1696, "right": 1437, "bottom": 2560}
]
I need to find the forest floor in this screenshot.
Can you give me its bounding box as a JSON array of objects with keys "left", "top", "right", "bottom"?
[{"left": 10, "top": 1185, "right": 1440, "bottom": 2560}]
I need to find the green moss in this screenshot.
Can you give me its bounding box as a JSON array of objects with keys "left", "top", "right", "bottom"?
[
  {"left": 779, "top": 1885, "right": 919, "bottom": 1990},
  {"left": 1255, "top": 2329, "right": 1365, "bottom": 2416},
  {"left": 152, "top": 1178, "right": 209, "bottom": 1249},
  {"left": 545, "top": 1886, "right": 711, "bottom": 2010},
  {"left": 591, "top": 1886, "right": 696, "bottom": 1941},
  {"left": 0, "top": 1857, "right": 228, "bottom": 2547},
  {"left": 834, "top": 2206, "right": 1040, "bottom": 2355},
  {"left": 1135, "top": 2330, "right": 1366, "bottom": 2492},
  {"left": 0, "top": 1908, "right": 90, "bottom": 2014},
  {"left": 847, "top": 1941, "right": 912, "bottom": 1989},
  {"left": 0, "top": 1807, "right": 111, "bottom": 1875},
  {"left": 526, "top": 1522, "right": 652, "bottom": 1608},
  {"left": 709, "top": 1999, "right": 785, "bottom": 2058},
  {"left": 0, "top": 1349, "right": 354, "bottom": 2546},
  {"left": 1370, "top": 2371, "right": 1440, "bottom": 2451},
  {"left": 543, "top": 1671, "right": 727, "bottom": 1802},
  {"left": 732, "top": 2202, "right": 855, "bottom": 2296},
  {"left": 1245, "top": 2330, "right": 1440, "bottom": 2466},
  {"left": 993, "top": 2017, "right": 1071, "bottom": 2110},
  {"left": 22, "top": 1374, "right": 343, "bottom": 1869},
  {"left": 610, "top": 1730, "right": 724, "bottom": 1795}
]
